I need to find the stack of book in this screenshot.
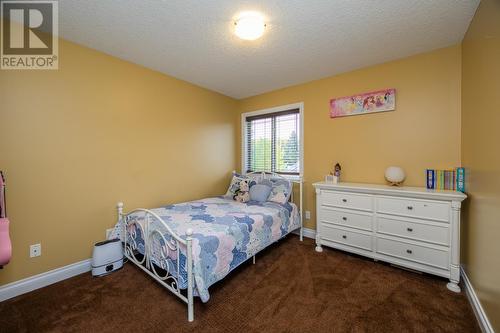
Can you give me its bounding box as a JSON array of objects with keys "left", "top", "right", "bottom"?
[{"left": 426, "top": 168, "right": 465, "bottom": 192}]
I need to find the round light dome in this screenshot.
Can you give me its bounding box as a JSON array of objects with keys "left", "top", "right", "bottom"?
[
  {"left": 234, "top": 12, "right": 266, "bottom": 40},
  {"left": 385, "top": 166, "right": 406, "bottom": 186}
]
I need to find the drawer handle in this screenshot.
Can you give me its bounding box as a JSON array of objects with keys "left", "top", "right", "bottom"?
[
  {"left": 406, "top": 249, "right": 413, "bottom": 254},
  {"left": 407, "top": 206, "right": 414, "bottom": 210},
  {"left": 342, "top": 217, "right": 347, "bottom": 221},
  {"left": 342, "top": 199, "right": 347, "bottom": 203},
  {"left": 407, "top": 227, "right": 413, "bottom": 232},
  {"left": 342, "top": 235, "right": 347, "bottom": 239}
]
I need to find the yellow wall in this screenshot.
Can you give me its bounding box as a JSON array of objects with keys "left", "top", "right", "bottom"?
[
  {"left": 461, "top": 0, "right": 500, "bottom": 329},
  {"left": 237, "top": 45, "right": 462, "bottom": 230},
  {"left": 0, "top": 38, "right": 237, "bottom": 285}
]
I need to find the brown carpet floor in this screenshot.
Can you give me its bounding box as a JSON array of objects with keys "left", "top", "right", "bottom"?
[{"left": 0, "top": 236, "right": 479, "bottom": 333}]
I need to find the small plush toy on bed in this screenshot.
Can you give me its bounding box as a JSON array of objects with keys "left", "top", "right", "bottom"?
[{"left": 233, "top": 179, "right": 250, "bottom": 203}]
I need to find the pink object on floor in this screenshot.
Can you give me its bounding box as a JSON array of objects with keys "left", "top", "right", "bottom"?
[
  {"left": 0, "top": 171, "right": 12, "bottom": 266},
  {"left": 0, "top": 217, "right": 11, "bottom": 266}
]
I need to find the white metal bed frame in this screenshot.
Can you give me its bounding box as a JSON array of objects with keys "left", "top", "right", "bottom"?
[{"left": 116, "top": 171, "right": 303, "bottom": 322}]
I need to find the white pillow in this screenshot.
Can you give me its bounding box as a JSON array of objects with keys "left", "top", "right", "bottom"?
[
  {"left": 225, "top": 173, "right": 248, "bottom": 198},
  {"left": 267, "top": 178, "right": 292, "bottom": 204}
]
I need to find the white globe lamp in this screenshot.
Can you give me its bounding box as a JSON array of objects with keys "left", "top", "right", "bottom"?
[{"left": 385, "top": 166, "right": 406, "bottom": 186}]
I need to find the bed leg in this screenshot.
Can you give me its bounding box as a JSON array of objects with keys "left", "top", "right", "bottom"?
[
  {"left": 252, "top": 255, "right": 256, "bottom": 265},
  {"left": 186, "top": 228, "right": 194, "bottom": 322},
  {"left": 117, "top": 202, "right": 124, "bottom": 240},
  {"left": 299, "top": 181, "right": 304, "bottom": 242},
  {"left": 117, "top": 202, "right": 124, "bottom": 222}
]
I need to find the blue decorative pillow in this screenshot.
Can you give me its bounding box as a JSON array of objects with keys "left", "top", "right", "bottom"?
[
  {"left": 267, "top": 178, "right": 292, "bottom": 204},
  {"left": 249, "top": 184, "right": 272, "bottom": 202}
]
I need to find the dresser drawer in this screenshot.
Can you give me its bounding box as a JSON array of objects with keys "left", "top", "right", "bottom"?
[
  {"left": 321, "top": 224, "right": 372, "bottom": 251},
  {"left": 377, "top": 197, "right": 450, "bottom": 222},
  {"left": 321, "top": 207, "right": 372, "bottom": 231},
  {"left": 377, "top": 216, "right": 449, "bottom": 246},
  {"left": 376, "top": 237, "right": 449, "bottom": 270},
  {"left": 321, "top": 191, "right": 373, "bottom": 212}
]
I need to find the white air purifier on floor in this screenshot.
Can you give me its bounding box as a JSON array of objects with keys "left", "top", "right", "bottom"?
[{"left": 91, "top": 238, "right": 123, "bottom": 277}]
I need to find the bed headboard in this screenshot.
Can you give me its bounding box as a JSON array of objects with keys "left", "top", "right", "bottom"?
[{"left": 244, "top": 171, "right": 291, "bottom": 183}]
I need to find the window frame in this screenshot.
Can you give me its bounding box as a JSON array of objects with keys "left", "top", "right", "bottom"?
[{"left": 241, "top": 102, "right": 304, "bottom": 180}]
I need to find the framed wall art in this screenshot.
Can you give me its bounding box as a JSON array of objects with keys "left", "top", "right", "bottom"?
[{"left": 330, "top": 88, "right": 396, "bottom": 118}]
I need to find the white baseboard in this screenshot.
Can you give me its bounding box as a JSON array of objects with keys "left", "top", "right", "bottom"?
[
  {"left": 0, "top": 259, "right": 91, "bottom": 302},
  {"left": 461, "top": 266, "right": 494, "bottom": 333},
  {"left": 294, "top": 227, "right": 316, "bottom": 240}
]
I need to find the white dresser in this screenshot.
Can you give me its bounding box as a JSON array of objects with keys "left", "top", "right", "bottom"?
[{"left": 312, "top": 182, "right": 467, "bottom": 292}]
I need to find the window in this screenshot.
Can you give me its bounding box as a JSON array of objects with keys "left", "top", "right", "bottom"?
[{"left": 242, "top": 104, "right": 303, "bottom": 176}]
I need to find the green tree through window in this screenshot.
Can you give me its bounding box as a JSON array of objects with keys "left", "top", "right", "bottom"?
[{"left": 245, "top": 109, "right": 300, "bottom": 175}]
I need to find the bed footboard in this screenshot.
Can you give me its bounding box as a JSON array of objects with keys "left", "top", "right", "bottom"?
[{"left": 117, "top": 202, "right": 194, "bottom": 322}]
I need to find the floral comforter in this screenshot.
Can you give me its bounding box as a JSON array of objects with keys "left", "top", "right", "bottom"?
[{"left": 110, "top": 197, "right": 300, "bottom": 302}]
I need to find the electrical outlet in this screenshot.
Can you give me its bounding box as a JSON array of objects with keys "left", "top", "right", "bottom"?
[
  {"left": 30, "top": 243, "right": 41, "bottom": 258},
  {"left": 105, "top": 228, "right": 114, "bottom": 239},
  {"left": 305, "top": 211, "right": 311, "bottom": 220}
]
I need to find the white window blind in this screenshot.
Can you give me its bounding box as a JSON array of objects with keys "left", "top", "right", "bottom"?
[{"left": 245, "top": 109, "right": 300, "bottom": 175}]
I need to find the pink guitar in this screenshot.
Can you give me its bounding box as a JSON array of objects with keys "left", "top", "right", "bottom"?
[{"left": 0, "top": 171, "right": 12, "bottom": 267}]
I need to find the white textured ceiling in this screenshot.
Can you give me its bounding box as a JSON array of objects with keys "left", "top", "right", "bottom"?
[{"left": 59, "top": 0, "right": 479, "bottom": 99}]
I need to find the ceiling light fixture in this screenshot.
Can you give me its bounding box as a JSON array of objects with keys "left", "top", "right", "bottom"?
[{"left": 234, "top": 12, "right": 266, "bottom": 40}]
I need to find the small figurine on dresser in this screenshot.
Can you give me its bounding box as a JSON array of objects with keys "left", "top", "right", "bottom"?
[
  {"left": 326, "top": 163, "right": 341, "bottom": 183},
  {"left": 334, "top": 163, "right": 341, "bottom": 179}
]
